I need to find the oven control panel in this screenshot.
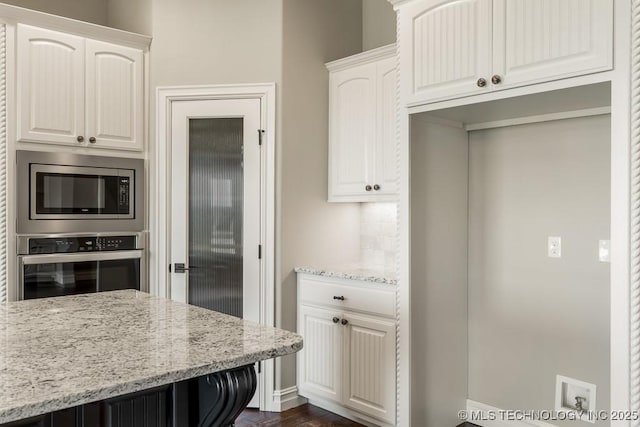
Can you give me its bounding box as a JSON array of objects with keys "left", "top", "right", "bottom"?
[{"left": 27, "top": 236, "right": 138, "bottom": 254}]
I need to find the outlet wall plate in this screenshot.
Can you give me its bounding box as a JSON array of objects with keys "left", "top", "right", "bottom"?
[
  {"left": 599, "top": 240, "right": 611, "bottom": 263},
  {"left": 555, "top": 375, "right": 597, "bottom": 424},
  {"left": 548, "top": 236, "right": 562, "bottom": 258}
]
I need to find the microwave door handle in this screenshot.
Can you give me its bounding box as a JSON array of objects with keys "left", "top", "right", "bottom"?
[{"left": 20, "top": 250, "right": 144, "bottom": 265}]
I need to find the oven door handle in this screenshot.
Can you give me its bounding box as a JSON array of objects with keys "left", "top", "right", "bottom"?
[{"left": 19, "top": 250, "right": 144, "bottom": 265}]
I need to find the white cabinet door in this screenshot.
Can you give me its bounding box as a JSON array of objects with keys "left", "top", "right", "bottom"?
[
  {"left": 492, "top": 0, "right": 613, "bottom": 89},
  {"left": 328, "top": 63, "right": 376, "bottom": 201},
  {"left": 375, "top": 56, "right": 398, "bottom": 197},
  {"left": 298, "top": 305, "right": 343, "bottom": 403},
  {"left": 400, "top": 0, "right": 492, "bottom": 106},
  {"left": 343, "top": 312, "right": 396, "bottom": 424},
  {"left": 17, "top": 25, "right": 85, "bottom": 145},
  {"left": 86, "top": 40, "right": 144, "bottom": 151}
]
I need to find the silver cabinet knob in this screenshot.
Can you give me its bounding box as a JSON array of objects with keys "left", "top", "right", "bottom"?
[
  {"left": 332, "top": 317, "right": 340, "bottom": 324},
  {"left": 477, "top": 78, "right": 487, "bottom": 88},
  {"left": 491, "top": 75, "right": 502, "bottom": 85},
  {"left": 365, "top": 185, "right": 372, "bottom": 192},
  {"left": 373, "top": 184, "right": 381, "bottom": 191},
  {"left": 77, "top": 136, "right": 85, "bottom": 143},
  {"left": 89, "top": 137, "right": 97, "bottom": 143},
  {"left": 341, "top": 319, "right": 349, "bottom": 326}
]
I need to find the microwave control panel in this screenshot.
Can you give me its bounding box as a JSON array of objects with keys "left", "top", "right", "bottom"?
[{"left": 118, "top": 176, "right": 131, "bottom": 214}]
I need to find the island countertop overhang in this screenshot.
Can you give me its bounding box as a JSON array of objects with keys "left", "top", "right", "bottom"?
[{"left": 0, "top": 290, "right": 303, "bottom": 424}]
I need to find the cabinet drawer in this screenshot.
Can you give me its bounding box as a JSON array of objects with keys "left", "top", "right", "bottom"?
[{"left": 298, "top": 275, "right": 396, "bottom": 318}]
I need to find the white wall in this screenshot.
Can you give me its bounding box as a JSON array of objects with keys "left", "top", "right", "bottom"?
[
  {"left": 278, "top": 0, "right": 363, "bottom": 390},
  {"left": 1, "top": 0, "right": 108, "bottom": 24},
  {"left": 410, "top": 117, "right": 469, "bottom": 427},
  {"left": 363, "top": 0, "right": 396, "bottom": 50},
  {"left": 467, "top": 116, "right": 611, "bottom": 425}
]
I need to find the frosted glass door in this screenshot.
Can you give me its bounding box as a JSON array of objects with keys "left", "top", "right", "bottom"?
[
  {"left": 170, "top": 98, "right": 261, "bottom": 325},
  {"left": 188, "top": 118, "right": 244, "bottom": 317}
]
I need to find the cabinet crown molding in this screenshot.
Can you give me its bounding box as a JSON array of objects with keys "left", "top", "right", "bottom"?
[
  {"left": 0, "top": 3, "right": 151, "bottom": 50},
  {"left": 387, "top": 0, "right": 415, "bottom": 9},
  {"left": 326, "top": 44, "right": 396, "bottom": 73}
]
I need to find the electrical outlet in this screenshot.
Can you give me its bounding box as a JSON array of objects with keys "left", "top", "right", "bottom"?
[
  {"left": 599, "top": 240, "right": 611, "bottom": 263},
  {"left": 548, "top": 236, "right": 562, "bottom": 258},
  {"left": 555, "top": 375, "right": 597, "bottom": 424}
]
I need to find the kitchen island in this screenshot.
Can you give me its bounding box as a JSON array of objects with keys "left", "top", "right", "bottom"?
[{"left": 0, "top": 290, "right": 303, "bottom": 427}]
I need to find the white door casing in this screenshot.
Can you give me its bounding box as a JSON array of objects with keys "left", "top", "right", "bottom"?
[{"left": 154, "top": 84, "right": 276, "bottom": 412}]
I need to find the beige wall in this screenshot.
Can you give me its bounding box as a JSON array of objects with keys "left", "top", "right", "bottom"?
[
  {"left": 150, "top": 0, "right": 283, "bottom": 87},
  {"left": 106, "top": 0, "right": 151, "bottom": 35},
  {"left": 1, "top": 0, "right": 108, "bottom": 24},
  {"left": 410, "top": 118, "right": 468, "bottom": 426},
  {"left": 468, "top": 116, "right": 611, "bottom": 425},
  {"left": 278, "top": 0, "right": 363, "bottom": 389},
  {"left": 107, "top": 0, "right": 364, "bottom": 392},
  {"left": 363, "top": 0, "right": 396, "bottom": 50}
]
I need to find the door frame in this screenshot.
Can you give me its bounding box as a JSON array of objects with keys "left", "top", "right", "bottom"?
[{"left": 153, "top": 83, "right": 276, "bottom": 411}]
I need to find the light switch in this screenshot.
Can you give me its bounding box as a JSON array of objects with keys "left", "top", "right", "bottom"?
[
  {"left": 548, "top": 236, "right": 562, "bottom": 258},
  {"left": 599, "top": 240, "right": 610, "bottom": 263}
]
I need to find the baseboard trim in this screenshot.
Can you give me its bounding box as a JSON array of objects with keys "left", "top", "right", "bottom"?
[
  {"left": 271, "top": 386, "right": 307, "bottom": 412},
  {"left": 466, "top": 400, "right": 558, "bottom": 427},
  {"left": 305, "top": 396, "right": 394, "bottom": 427}
]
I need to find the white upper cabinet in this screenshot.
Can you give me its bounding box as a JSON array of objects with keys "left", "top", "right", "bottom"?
[
  {"left": 17, "top": 25, "right": 85, "bottom": 145},
  {"left": 492, "top": 0, "right": 613, "bottom": 88},
  {"left": 398, "top": 0, "right": 613, "bottom": 106},
  {"left": 400, "top": 0, "right": 493, "bottom": 105},
  {"left": 329, "top": 62, "right": 377, "bottom": 200},
  {"left": 328, "top": 45, "right": 398, "bottom": 203},
  {"left": 86, "top": 40, "right": 144, "bottom": 150},
  {"left": 17, "top": 24, "right": 146, "bottom": 151}
]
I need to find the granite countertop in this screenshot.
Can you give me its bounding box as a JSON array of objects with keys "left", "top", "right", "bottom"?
[
  {"left": 295, "top": 264, "right": 398, "bottom": 286},
  {"left": 0, "top": 290, "right": 303, "bottom": 424}
]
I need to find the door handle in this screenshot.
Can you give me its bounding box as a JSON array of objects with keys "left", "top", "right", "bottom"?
[{"left": 174, "top": 263, "right": 190, "bottom": 273}]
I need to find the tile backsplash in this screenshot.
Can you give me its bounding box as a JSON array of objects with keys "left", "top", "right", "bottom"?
[{"left": 360, "top": 203, "right": 398, "bottom": 272}]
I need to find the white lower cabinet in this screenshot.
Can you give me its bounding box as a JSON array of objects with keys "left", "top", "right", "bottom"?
[{"left": 297, "top": 274, "right": 397, "bottom": 426}]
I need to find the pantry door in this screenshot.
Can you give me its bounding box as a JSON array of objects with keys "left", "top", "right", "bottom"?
[{"left": 170, "top": 98, "right": 261, "bottom": 335}]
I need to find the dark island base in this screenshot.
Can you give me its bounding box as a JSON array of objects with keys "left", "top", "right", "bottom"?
[{"left": 2, "top": 365, "right": 257, "bottom": 427}]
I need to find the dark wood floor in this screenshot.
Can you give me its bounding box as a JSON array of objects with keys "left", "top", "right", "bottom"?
[
  {"left": 236, "top": 404, "right": 364, "bottom": 426},
  {"left": 236, "top": 405, "right": 483, "bottom": 427}
]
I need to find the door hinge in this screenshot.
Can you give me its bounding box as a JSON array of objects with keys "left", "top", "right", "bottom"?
[
  {"left": 258, "top": 129, "right": 265, "bottom": 146},
  {"left": 258, "top": 244, "right": 262, "bottom": 260}
]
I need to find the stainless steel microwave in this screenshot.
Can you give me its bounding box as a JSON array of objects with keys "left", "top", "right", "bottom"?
[{"left": 17, "top": 151, "right": 145, "bottom": 234}]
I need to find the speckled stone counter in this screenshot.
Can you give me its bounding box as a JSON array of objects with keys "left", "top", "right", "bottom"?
[
  {"left": 295, "top": 265, "right": 398, "bottom": 285},
  {"left": 0, "top": 290, "right": 302, "bottom": 424}
]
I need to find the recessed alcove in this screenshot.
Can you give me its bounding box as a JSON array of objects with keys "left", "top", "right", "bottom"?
[{"left": 410, "top": 82, "right": 612, "bottom": 426}]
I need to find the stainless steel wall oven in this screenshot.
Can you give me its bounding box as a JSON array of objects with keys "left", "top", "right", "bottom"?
[
  {"left": 17, "top": 151, "right": 144, "bottom": 234},
  {"left": 17, "top": 233, "right": 145, "bottom": 300}
]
